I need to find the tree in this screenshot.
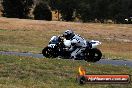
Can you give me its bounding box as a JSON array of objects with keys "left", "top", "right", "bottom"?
[
  {"left": 47, "top": 0, "right": 132, "bottom": 23},
  {"left": 76, "top": 2, "right": 91, "bottom": 22},
  {"left": 49, "top": 0, "right": 78, "bottom": 21},
  {"left": 76, "top": 0, "right": 111, "bottom": 22},
  {"left": 108, "top": 0, "right": 132, "bottom": 23},
  {"left": 2, "top": 0, "right": 34, "bottom": 19},
  {"left": 76, "top": 0, "right": 132, "bottom": 23},
  {"left": 33, "top": 1, "right": 52, "bottom": 20}
]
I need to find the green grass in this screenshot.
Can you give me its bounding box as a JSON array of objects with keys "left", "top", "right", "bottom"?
[
  {"left": 0, "top": 55, "right": 132, "bottom": 88},
  {"left": 0, "top": 29, "right": 50, "bottom": 53},
  {"left": 0, "top": 20, "right": 132, "bottom": 60},
  {"left": 0, "top": 18, "right": 132, "bottom": 88},
  {"left": 0, "top": 28, "right": 132, "bottom": 60}
]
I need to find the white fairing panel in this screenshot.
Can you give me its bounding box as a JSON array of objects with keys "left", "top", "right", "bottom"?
[
  {"left": 50, "top": 36, "right": 57, "bottom": 42},
  {"left": 64, "top": 39, "right": 71, "bottom": 47},
  {"left": 90, "top": 40, "right": 101, "bottom": 48}
]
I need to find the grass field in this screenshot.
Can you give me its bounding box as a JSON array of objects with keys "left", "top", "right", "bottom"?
[
  {"left": 0, "top": 17, "right": 132, "bottom": 59},
  {"left": 0, "top": 55, "right": 132, "bottom": 88},
  {"left": 0, "top": 17, "right": 132, "bottom": 88}
]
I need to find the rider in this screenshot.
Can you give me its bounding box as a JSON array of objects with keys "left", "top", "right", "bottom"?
[{"left": 63, "top": 29, "right": 87, "bottom": 59}]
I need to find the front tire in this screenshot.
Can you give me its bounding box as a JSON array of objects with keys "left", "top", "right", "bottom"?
[
  {"left": 42, "top": 46, "right": 52, "bottom": 58},
  {"left": 42, "top": 46, "right": 58, "bottom": 58}
]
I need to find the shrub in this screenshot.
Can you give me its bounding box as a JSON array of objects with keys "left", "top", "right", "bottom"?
[{"left": 33, "top": 2, "right": 52, "bottom": 21}]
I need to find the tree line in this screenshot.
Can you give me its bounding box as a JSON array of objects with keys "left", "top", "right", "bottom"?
[{"left": 1, "top": 0, "right": 132, "bottom": 23}]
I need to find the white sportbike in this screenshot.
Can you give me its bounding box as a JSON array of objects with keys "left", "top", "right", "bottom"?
[{"left": 42, "top": 36, "right": 102, "bottom": 62}]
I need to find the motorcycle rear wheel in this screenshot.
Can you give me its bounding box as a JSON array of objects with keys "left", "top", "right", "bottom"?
[{"left": 86, "top": 48, "right": 102, "bottom": 62}]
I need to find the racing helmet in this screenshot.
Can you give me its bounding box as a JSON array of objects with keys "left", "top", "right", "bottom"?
[{"left": 63, "top": 30, "right": 75, "bottom": 40}]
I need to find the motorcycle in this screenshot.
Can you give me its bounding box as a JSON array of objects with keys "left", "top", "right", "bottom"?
[{"left": 42, "top": 36, "right": 102, "bottom": 62}]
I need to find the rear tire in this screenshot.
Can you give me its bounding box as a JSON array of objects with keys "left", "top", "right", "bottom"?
[{"left": 86, "top": 48, "right": 102, "bottom": 62}]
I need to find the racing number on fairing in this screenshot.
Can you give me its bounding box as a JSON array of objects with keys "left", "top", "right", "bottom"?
[
  {"left": 48, "top": 44, "right": 56, "bottom": 48},
  {"left": 76, "top": 36, "right": 85, "bottom": 45},
  {"left": 76, "top": 38, "right": 80, "bottom": 43}
]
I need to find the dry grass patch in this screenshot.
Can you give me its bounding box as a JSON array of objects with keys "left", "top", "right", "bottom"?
[{"left": 0, "top": 17, "right": 132, "bottom": 59}]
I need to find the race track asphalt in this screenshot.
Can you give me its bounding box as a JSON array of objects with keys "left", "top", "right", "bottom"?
[{"left": 0, "top": 51, "right": 132, "bottom": 67}]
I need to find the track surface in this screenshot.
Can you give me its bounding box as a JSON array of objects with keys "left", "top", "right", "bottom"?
[{"left": 0, "top": 51, "right": 132, "bottom": 67}]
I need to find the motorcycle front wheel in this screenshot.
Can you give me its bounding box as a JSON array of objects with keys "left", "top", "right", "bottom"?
[{"left": 42, "top": 46, "right": 58, "bottom": 58}]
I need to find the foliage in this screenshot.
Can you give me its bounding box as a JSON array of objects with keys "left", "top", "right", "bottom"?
[
  {"left": 2, "top": 0, "right": 34, "bottom": 19},
  {"left": 1, "top": 0, "right": 132, "bottom": 23},
  {"left": 49, "top": 0, "right": 78, "bottom": 21},
  {"left": 76, "top": 0, "right": 132, "bottom": 23},
  {"left": 33, "top": 1, "right": 52, "bottom": 20},
  {"left": 48, "top": 0, "right": 132, "bottom": 23}
]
